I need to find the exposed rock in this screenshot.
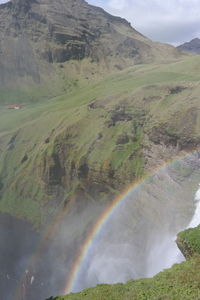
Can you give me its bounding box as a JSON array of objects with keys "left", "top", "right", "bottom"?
[
  {"left": 116, "top": 134, "right": 129, "bottom": 145},
  {"left": 149, "top": 126, "right": 180, "bottom": 147},
  {"left": 45, "top": 137, "right": 50, "bottom": 144},
  {"left": 143, "top": 96, "right": 161, "bottom": 102},
  {"left": 0, "top": 178, "right": 3, "bottom": 190},
  {"left": 97, "top": 132, "right": 103, "bottom": 140},
  {"left": 110, "top": 110, "right": 133, "bottom": 125},
  {"left": 43, "top": 153, "right": 65, "bottom": 187},
  {"left": 176, "top": 236, "right": 197, "bottom": 260},
  {"left": 176, "top": 225, "right": 200, "bottom": 260},
  {"left": 78, "top": 162, "right": 89, "bottom": 179},
  {"left": 7, "top": 133, "right": 18, "bottom": 151},
  {"left": 149, "top": 107, "right": 199, "bottom": 150},
  {"left": 169, "top": 86, "right": 186, "bottom": 94},
  {"left": 21, "top": 154, "right": 28, "bottom": 163}
]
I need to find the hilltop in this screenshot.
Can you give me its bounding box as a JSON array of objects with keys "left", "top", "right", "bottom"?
[{"left": 0, "top": 0, "right": 183, "bottom": 103}]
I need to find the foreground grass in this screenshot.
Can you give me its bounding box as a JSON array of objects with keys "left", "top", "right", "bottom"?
[
  {"left": 49, "top": 226, "right": 200, "bottom": 300},
  {"left": 49, "top": 257, "right": 200, "bottom": 300}
]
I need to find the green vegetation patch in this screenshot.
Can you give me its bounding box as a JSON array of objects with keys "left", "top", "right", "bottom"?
[
  {"left": 49, "top": 256, "right": 200, "bottom": 300},
  {"left": 178, "top": 225, "right": 200, "bottom": 255},
  {"left": 1, "top": 55, "right": 200, "bottom": 227}
]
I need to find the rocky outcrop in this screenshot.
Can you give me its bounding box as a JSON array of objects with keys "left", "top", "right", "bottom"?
[
  {"left": 176, "top": 236, "right": 197, "bottom": 260},
  {"left": 176, "top": 225, "right": 200, "bottom": 260}
]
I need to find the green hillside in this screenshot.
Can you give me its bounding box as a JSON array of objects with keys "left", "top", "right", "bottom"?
[{"left": 0, "top": 55, "right": 200, "bottom": 228}]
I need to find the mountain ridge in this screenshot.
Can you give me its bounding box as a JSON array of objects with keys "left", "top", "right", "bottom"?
[{"left": 0, "top": 0, "right": 184, "bottom": 103}]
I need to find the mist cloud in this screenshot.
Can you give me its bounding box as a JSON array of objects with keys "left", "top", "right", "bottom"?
[{"left": 71, "top": 158, "right": 200, "bottom": 292}]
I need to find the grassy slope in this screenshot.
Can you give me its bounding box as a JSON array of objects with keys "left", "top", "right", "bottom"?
[
  {"left": 48, "top": 226, "right": 200, "bottom": 300},
  {"left": 0, "top": 56, "right": 200, "bottom": 227},
  {"left": 50, "top": 258, "right": 200, "bottom": 300}
]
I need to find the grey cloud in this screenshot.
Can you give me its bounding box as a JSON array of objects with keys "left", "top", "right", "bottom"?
[
  {"left": 88, "top": 0, "right": 200, "bottom": 45},
  {"left": 138, "top": 20, "right": 200, "bottom": 45}
]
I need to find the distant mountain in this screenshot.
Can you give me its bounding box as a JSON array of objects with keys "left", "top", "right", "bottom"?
[
  {"left": 0, "top": 0, "right": 183, "bottom": 103},
  {"left": 177, "top": 38, "right": 200, "bottom": 54}
]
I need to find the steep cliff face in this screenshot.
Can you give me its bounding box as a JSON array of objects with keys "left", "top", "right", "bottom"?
[{"left": 0, "top": 0, "right": 183, "bottom": 103}]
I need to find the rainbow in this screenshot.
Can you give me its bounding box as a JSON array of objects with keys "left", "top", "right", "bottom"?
[
  {"left": 13, "top": 149, "right": 200, "bottom": 299},
  {"left": 62, "top": 150, "right": 200, "bottom": 294}
]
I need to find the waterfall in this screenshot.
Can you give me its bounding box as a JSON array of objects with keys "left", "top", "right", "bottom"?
[
  {"left": 147, "top": 183, "right": 200, "bottom": 277},
  {"left": 71, "top": 169, "right": 200, "bottom": 292},
  {"left": 187, "top": 184, "right": 200, "bottom": 228}
]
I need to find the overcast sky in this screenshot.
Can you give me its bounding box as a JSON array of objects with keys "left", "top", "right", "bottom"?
[
  {"left": 87, "top": 0, "right": 200, "bottom": 45},
  {"left": 0, "top": 0, "right": 199, "bottom": 45}
]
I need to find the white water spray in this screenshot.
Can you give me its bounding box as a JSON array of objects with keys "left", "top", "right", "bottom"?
[
  {"left": 147, "top": 183, "right": 200, "bottom": 277},
  {"left": 146, "top": 235, "right": 185, "bottom": 278},
  {"left": 74, "top": 164, "right": 200, "bottom": 293}
]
